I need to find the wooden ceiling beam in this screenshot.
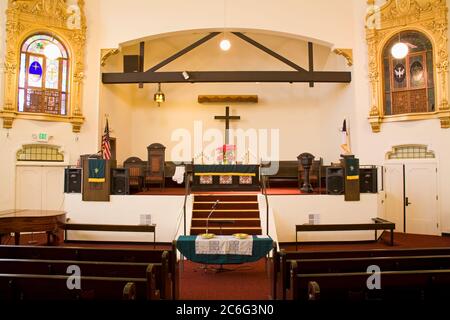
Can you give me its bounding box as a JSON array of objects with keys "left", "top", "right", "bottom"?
[
  {"left": 102, "top": 70, "right": 351, "bottom": 84},
  {"left": 232, "top": 32, "right": 308, "bottom": 73},
  {"left": 145, "top": 32, "right": 220, "bottom": 73}
]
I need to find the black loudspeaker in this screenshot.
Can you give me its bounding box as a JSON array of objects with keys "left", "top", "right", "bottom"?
[
  {"left": 111, "top": 168, "right": 129, "bottom": 195},
  {"left": 123, "top": 55, "right": 140, "bottom": 73},
  {"left": 360, "top": 167, "right": 378, "bottom": 193},
  {"left": 326, "top": 167, "right": 344, "bottom": 195},
  {"left": 64, "top": 168, "right": 82, "bottom": 193}
]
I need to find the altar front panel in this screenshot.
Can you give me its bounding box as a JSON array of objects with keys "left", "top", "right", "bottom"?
[{"left": 192, "top": 165, "right": 260, "bottom": 191}]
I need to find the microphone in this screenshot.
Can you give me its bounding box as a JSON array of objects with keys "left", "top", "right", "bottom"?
[{"left": 205, "top": 200, "right": 220, "bottom": 236}]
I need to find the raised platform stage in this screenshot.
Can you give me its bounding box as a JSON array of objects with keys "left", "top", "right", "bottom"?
[{"left": 64, "top": 191, "right": 382, "bottom": 244}]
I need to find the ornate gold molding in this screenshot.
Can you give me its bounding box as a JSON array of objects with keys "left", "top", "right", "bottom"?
[
  {"left": 333, "top": 49, "right": 353, "bottom": 66},
  {"left": 101, "top": 48, "right": 120, "bottom": 67},
  {"left": 365, "top": 0, "right": 449, "bottom": 132},
  {"left": 0, "top": 0, "right": 86, "bottom": 133}
]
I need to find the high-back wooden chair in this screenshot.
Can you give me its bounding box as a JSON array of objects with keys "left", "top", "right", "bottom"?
[
  {"left": 145, "top": 143, "right": 166, "bottom": 189},
  {"left": 123, "top": 157, "right": 145, "bottom": 192}
]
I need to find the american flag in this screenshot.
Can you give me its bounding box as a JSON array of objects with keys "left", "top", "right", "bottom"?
[{"left": 102, "top": 119, "right": 111, "bottom": 160}]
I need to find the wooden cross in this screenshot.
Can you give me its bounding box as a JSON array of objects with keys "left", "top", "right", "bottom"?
[{"left": 214, "top": 106, "right": 240, "bottom": 144}]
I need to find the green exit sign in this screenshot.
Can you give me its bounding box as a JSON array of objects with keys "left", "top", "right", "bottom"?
[{"left": 38, "top": 133, "right": 48, "bottom": 141}]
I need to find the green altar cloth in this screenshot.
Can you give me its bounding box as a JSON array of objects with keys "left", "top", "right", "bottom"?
[{"left": 176, "top": 235, "right": 273, "bottom": 264}]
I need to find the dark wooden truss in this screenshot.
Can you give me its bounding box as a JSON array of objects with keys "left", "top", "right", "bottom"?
[{"left": 102, "top": 32, "right": 351, "bottom": 86}]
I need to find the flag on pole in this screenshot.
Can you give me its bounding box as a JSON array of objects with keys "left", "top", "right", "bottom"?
[
  {"left": 340, "top": 119, "right": 352, "bottom": 155},
  {"left": 102, "top": 119, "right": 112, "bottom": 160}
]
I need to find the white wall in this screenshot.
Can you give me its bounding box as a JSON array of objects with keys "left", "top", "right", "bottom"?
[
  {"left": 351, "top": 0, "right": 450, "bottom": 232},
  {"left": 1, "top": 0, "right": 449, "bottom": 234},
  {"left": 0, "top": 0, "right": 102, "bottom": 210},
  {"left": 102, "top": 32, "right": 353, "bottom": 164},
  {"left": 65, "top": 193, "right": 190, "bottom": 243},
  {"left": 269, "top": 194, "right": 381, "bottom": 243}
]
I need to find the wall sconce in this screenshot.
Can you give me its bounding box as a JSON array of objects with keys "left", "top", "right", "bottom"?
[{"left": 153, "top": 83, "right": 165, "bottom": 106}]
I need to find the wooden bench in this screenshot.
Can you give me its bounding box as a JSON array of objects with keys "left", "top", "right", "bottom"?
[
  {"left": 0, "top": 273, "right": 148, "bottom": 300},
  {"left": 0, "top": 244, "right": 177, "bottom": 300},
  {"left": 0, "top": 255, "right": 169, "bottom": 300},
  {"left": 295, "top": 218, "right": 395, "bottom": 250},
  {"left": 274, "top": 247, "right": 450, "bottom": 300},
  {"left": 63, "top": 223, "right": 156, "bottom": 247},
  {"left": 291, "top": 266, "right": 450, "bottom": 301}
]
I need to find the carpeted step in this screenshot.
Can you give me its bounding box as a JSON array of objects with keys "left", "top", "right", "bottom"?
[
  {"left": 194, "top": 195, "right": 258, "bottom": 202},
  {"left": 191, "top": 211, "right": 261, "bottom": 219},
  {"left": 191, "top": 218, "right": 261, "bottom": 227},
  {"left": 190, "top": 227, "right": 262, "bottom": 235},
  {"left": 193, "top": 202, "right": 259, "bottom": 210}
]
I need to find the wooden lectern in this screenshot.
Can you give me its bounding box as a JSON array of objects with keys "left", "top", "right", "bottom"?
[
  {"left": 82, "top": 159, "right": 116, "bottom": 201},
  {"left": 342, "top": 156, "right": 360, "bottom": 201}
]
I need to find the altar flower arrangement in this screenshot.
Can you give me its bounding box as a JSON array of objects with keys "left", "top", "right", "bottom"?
[{"left": 223, "top": 144, "right": 236, "bottom": 164}]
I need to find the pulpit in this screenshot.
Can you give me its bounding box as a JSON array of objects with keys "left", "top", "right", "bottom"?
[
  {"left": 146, "top": 143, "right": 166, "bottom": 189},
  {"left": 82, "top": 158, "right": 116, "bottom": 201}
]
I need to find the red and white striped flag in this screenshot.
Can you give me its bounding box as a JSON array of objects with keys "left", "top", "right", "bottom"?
[{"left": 102, "top": 119, "right": 111, "bottom": 160}]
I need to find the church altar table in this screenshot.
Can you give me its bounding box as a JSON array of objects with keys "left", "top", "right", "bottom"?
[
  {"left": 176, "top": 235, "right": 273, "bottom": 264},
  {"left": 0, "top": 209, "right": 66, "bottom": 245},
  {"left": 191, "top": 164, "right": 260, "bottom": 191}
]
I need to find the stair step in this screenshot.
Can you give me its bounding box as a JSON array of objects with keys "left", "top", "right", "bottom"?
[
  {"left": 193, "top": 209, "right": 259, "bottom": 212},
  {"left": 191, "top": 219, "right": 261, "bottom": 227},
  {"left": 190, "top": 227, "right": 262, "bottom": 236},
  {"left": 193, "top": 202, "right": 259, "bottom": 210},
  {"left": 192, "top": 212, "right": 261, "bottom": 218},
  {"left": 194, "top": 195, "right": 258, "bottom": 202}
]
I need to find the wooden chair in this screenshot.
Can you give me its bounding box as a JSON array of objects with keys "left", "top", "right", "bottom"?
[
  {"left": 145, "top": 143, "right": 166, "bottom": 190},
  {"left": 123, "top": 157, "right": 145, "bottom": 192}
]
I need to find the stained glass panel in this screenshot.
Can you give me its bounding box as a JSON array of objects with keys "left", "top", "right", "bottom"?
[
  {"left": 27, "top": 56, "right": 44, "bottom": 88},
  {"left": 45, "top": 59, "right": 59, "bottom": 89},
  {"left": 61, "top": 60, "right": 67, "bottom": 92},
  {"left": 18, "top": 89, "right": 25, "bottom": 112},
  {"left": 19, "top": 54, "right": 26, "bottom": 88},
  {"left": 61, "top": 93, "right": 67, "bottom": 115},
  {"left": 383, "top": 31, "right": 434, "bottom": 115},
  {"left": 18, "top": 34, "right": 70, "bottom": 116}
]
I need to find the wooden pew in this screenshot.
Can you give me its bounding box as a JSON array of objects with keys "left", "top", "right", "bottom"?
[
  {"left": 0, "top": 244, "right": 177, "bottom": 300},
  {"left": 276, "top": 247, "right": 450, "bottom": 299},
  {"left": 290, "top": 263, "right": 450, "bottom": 301},
  {"left": 0, "top": 254, "right": 170, "bottom": 300},
  {"left": 0, "top": 274, "right": 148, "bottom": 300}
]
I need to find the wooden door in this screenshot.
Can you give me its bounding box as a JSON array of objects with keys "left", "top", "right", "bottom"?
[
  {"left": 16, "top": 166, "right": 65, "bottom": 210},
  {"left": 384, "top": 164, "right": 405, "bottom": 232},
  {"left": 405, "top": 163, "right": 439, "bottom": 235}
]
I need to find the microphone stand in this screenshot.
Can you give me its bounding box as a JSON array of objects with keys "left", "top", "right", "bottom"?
[{"left": 203, "top": 200, "right": 219, "bottom": 238}]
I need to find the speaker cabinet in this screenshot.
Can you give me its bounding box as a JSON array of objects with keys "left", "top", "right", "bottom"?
[
  {"left": 326, "top": 167, "right": 344, "bottom": 195},
  {"left": 64, "top": 168, "right": 82, "bottom": 193},
  {"left": 360, "top": 167, "right": 378, "bottom": 193},
  {"left": 111, "top": 168, "right": 129, "bottom": 195},
  {"left": 123, "top": 55, "right": 140, "bottom": 73}
]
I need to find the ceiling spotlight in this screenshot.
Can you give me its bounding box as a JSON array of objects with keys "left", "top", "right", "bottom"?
[
  {"left": 182, "top": 71, "right": 190, "bottom": 80},
  {"left": 153, "top": 83, "right": 165, "bottom": 107},
  {"left": 220, "top": 39, "right": 231, "bottom": 51}
]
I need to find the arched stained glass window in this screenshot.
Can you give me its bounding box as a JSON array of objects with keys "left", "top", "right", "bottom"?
[
  {"left": 382, "top": 31, "right": 435, "bottom": 116},
  {"left": 18, "top": 34, "right": 69, "bottom": 116}
]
